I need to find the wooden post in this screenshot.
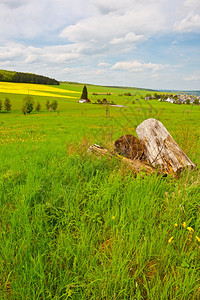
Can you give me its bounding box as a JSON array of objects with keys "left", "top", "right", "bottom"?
[{"left": 136, "top": 118, "right": 196, "bottom": 174}]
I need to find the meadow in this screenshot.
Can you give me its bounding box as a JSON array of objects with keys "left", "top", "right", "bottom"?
[{"left": 0, "top": 82, "right": 200, "bottom": 299}]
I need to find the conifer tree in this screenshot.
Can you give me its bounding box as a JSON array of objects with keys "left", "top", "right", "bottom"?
[{"left": 81, "top": 85, "right": 88, "bottom": 99}]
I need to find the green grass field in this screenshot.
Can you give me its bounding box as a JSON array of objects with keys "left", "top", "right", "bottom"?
[{"left": 0, "top": 82, "right": 200, "bottom": 299}]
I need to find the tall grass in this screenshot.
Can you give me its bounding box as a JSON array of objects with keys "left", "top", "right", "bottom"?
[{"left": 0, "top": 84, "right": 200, "bottom": 299}]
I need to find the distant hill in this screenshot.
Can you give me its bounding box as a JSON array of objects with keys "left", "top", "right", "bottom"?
[
  {"left": 0, "top": 70, "right": 59, "bottom": 85},
  {"left": 158, "top": 89, "right": 200, "bottom": 96}
]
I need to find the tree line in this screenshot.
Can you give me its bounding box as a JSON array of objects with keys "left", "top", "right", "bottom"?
[
  {"left": 0, "top": 98, "right": 12, "bottom": 112},
  {"left": 0, "top": 96, "right": 58, "bottom": 114},
  {"left": 0, "top": 70, "right": 59, "bottom": 85}
]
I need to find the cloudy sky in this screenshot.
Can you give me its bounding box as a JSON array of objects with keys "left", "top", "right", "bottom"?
[{"left": 0, "top": 0, "right": 200, "bottom": 90}]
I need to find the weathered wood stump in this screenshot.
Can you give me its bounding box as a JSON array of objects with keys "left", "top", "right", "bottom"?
[
  {"left": 114, "top": 134, "right": 144, "bottom": 160},
  {"left": 136, "top": 118, "right": 196, "bottom": 174},
  {"left": 88, "top": 144, "right": 163, "bottom": 176},
  {"left": 88, "top": 119, "right": 196, "bottom": 177}
]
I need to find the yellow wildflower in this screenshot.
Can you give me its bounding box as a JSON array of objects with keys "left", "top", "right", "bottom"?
[
  {"left": 187, "top": 227, "right": 194, "bottom": 233},
  {"left": 196, "top": 236, "right": 200, "bottom": 242},
  {"left": 112, "top": 216, "right": 115, "bottom": 220},
  {"left": 183, "top": 222, "right": 186, "bottom": 228},
  {"left": 174, "top": 223, "right": 178, "bottom": 227},
  {"left": 168, "top": 237, "right": 174, "bottom": 243}
]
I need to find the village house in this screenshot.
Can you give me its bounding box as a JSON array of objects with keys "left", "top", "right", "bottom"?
[
  {"left": 166, "top": 97, "right": 174, "bottom": 103},
  {"left": 78, "top": 99, "right": 91, "bottom": 104}
]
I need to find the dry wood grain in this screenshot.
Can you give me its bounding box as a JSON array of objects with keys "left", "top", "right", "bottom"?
[
  {"left": 136, "top": 118, "right": 196, "bottom": 174},
  {"left": 88, "top": 144, "right": 162, "bottom": 176}
]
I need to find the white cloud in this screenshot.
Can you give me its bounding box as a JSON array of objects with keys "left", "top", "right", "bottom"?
[
  {"left": 0, "top": 0, "right": 199, "bottom": 90},
  {"left": 59, "top": 2, "right": 166, "bottom": 59},
  {"left": 0, "top": 43, "right": 27, "bottom": 60},
  {"left": 94, "top": 0, "right": 133, "bottom": 14},
  {"left": 0, "top": 0, "right": 93, "bottom": 40},
  {"left": 0, "top": 0, "right": 27, "bottom": 8},
  {"left": 175, "top": 13, "right": 200, "bottom": 32},
  {"left": 93, "top": 0, "right": 166, "bottom": 15},
  {"left": 184, "top": 0, "right": 200, "bottom": 10},
  {"left": 98, "top": 61, "right": 110, "bottom": 67},
  {"left": 0, "top": 42, "right": 86, "bottom": 68},
  {"left": 174, "top": 0, "right": 200, "bottom": 32},
  {"left": 184, "top": 74, "right": 200, "bottom": 81},
  {"left": 110, "top": 32, "right": 146, "bottom": 45},
  {"left": 111, "top": 61, "right": 167, "bottom": 72},
  {"left": 60, "top": 3, "right": 166, "bottom": 43}
]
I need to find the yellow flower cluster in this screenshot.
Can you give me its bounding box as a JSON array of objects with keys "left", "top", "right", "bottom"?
[
  {"left": 187, "top": 227, "right": 194, "bottom": 233},
  {"left": 0, "top": 82, "right": 79, "bottom": 98},
  {"left": 196, "top": 236, "right": 200, "bottom": 242},
  {"left": 0, "top": 126, "right": 46, "bottom": 144},
  {"left": 170, "top": 221, "right": 200, "bottom": 244}
]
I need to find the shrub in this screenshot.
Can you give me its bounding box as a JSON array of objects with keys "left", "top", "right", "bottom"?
[
  {"left": 22, "top": 95, "right": 34, "bottom": 113},
  {"left": 51, "top": 100, "right": 58, "bottom": 111},
  {"left": 4, "top": 97, "right": 12, "bottom": 111},
  {"left": 35, "top": 101, "right": 41, "bottom": 112},
  {"left": 46, "top": 100, "right": 51, "bottom": 110},
  {"left": 21, "top": 106, "right": 27, "bottom": 115},
  {"left": 186, "top": 99, "right": 190, "bottom": 105},
  {"left": 0, "top": 99, "right": 2, "bottom": 111}
]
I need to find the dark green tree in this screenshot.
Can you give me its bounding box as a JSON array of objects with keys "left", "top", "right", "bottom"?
[
  {"left": 0, "top": 99, "right": 2, "bottom": 111},
  {"left": 186, "top": 99, "right": 190, "bottom": 105},
  {"left": 46, "top": 100, "right": 51, "bottom": 110},
  {"left": 35, "top": 101, "right": 41, "bottom": 112},
  {"left": 153, "top": 93, "right": 160, "bottom": 99},
  {"left": 21, "top": 106, "right": 27, "bottom": 115},
  {"left": 145, "top": 93, "right": 152, "bottom": 98},
  {"left": 22, "top": 96, "right": 34, "bottom": 113},
  {"left": 51, "top": 100, "right": 58, "bottom": 111},
  {"left": 4, "top": 97, "right": 12, "bottom": 111},
  {"left": 81, "top": 85, "right": 88, "bottom": 99}
]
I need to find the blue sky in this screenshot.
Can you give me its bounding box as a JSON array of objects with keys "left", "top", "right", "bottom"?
[{"left": 0, "top": 0, "right": 200, "bottom": 90}]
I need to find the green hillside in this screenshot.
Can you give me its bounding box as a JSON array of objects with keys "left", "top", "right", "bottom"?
[
  {"left": 0, "top": 81, "right": 200, "bottom": 299},
  {"left": 0, "top": 69, "right": 59, "bottom": 85}
]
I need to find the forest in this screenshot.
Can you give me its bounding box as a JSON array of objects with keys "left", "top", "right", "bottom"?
[{"left": 0, "top": 69, "right": 59, "bottom": 85}]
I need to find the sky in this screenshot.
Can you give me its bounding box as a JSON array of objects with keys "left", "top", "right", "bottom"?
[{"left": 0, "top": 0, "right": 200, "bottom": 90}]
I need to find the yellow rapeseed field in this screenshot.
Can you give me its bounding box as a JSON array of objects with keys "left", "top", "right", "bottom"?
[{"left": 0, "top": 82, "right": 79, "bottom": 98}]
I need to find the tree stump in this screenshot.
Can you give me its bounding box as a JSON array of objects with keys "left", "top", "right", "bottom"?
[
  {"left": 114, "top": 134, "right": 144, "bottom": 160},
  {"left": 136, "top": 118, "right": 196, "bottom": 174},
  {"left": 88, "top": 144, "right": 162, "bottom": 176}
]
